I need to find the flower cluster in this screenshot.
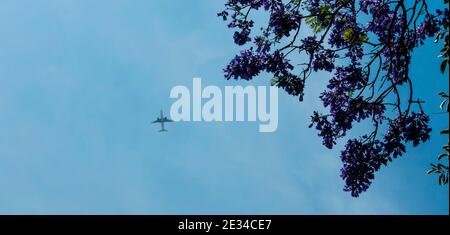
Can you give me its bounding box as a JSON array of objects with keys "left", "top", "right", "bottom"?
[
  {"left": 224, "top": 48, "right": 265, "bottom": 80},
  {"left": 318, "top": 64, "right": 386, "bottom": 146},
  {"left": 341, "top": 112, "right": 431, "bottom": 197},
  {"left": 269, "top": 5, "right": 302, "bottom": 39},
  {"left": 309, "top": 112, "right": 336, "bottom": 149},
  {"left": 401, "top": 112, "right": 432, "bottom": 147},
  {"left": 340, "top": 139, "right": 387, "bottom": 197},
  {"left": 312, "top": 49, "right": 337, "bottom": 72}
]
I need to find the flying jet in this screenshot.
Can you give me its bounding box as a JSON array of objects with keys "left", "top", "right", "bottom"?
[{"left": 152, "top": 110, "right": 173, "bottom": 132}]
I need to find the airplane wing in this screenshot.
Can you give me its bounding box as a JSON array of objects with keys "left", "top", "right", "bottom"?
[
  {"left": 163, "top": 117, "right": 173, "bottom": 122},
  {"left": 152, "top": 111, "right": 171, "bottom": 132}
]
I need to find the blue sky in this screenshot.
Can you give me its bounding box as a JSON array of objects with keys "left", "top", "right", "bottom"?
[{"left": 0, "top": 0, "right": 448, "bottom": 214}]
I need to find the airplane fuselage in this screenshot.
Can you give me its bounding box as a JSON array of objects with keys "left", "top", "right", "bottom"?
[{"left": 152, "top": 110, "right": 172, "bottom": 132}]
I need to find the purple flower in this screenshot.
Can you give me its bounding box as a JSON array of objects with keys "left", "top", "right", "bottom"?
[
  {"left": 340, "top": 139, "right": 387, "bottom": 197},
  {"left": 312, "top": 49, "right": 337, "bottom": 72},
  {"left": 234, "top": 29, "right": 251, "bottom": 45},
  {"left": 265, "top": 50, "right": 293, "bottom": 75},
  {"left": 224, "top": 48, "right": 265, "bottom": 80},
  {"left": 269, "top": 6, "right": 301, "bottom": 39},
  {"left": 403, "top": 112, "right": 432, "bottom": 146},
  {"left": 309, "top": 112, "right": 337, "bottom": 149}
]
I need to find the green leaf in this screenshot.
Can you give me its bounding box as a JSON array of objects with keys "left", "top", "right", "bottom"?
[
  {"left": 438, "top": 153, "right": 449, "bottom": 160},
  {"left": 435, "top": 32, "right": 444, "bottom": 43},
  {"left": 270, "top": 77, "right": 279, "bottom": 86},
  {"left": 306, "top": 16, "right": 328, "bottom": 34},
  {"left": 439, "top": 92, "right": 449, "bottom": 98},
  {"left": 343, "top": 28, "right": 354, "bottom": 42},
  {"left": 439, "top": 98, "right": 448, "bottom": 110},
  {"left": 359, "top": 34, "right": 369, "bottom": 42},
  {"left": 440, "top": 60, "right": 448, "bottom": 74},
  {"left": 439, "top": 174, "right": 444, "bottom": 185},
  {"left": 348, "top": 89, "right": 355, "bottom": 98},
  {"left": 305, "top": 5, "right": 332, "bottom": 34}
]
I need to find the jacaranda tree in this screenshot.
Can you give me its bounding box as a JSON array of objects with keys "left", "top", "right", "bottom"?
[{"left": 218, "top": 0, "right": 449, "bottom": 197}]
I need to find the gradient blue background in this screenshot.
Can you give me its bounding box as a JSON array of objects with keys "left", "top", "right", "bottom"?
[{"left": 0, "top": 0, "right": 448, "bottom": 214}]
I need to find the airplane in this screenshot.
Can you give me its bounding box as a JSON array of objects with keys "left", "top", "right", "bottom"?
[{"left": 152, "top": 110, "right": 173, "bottom": 132}]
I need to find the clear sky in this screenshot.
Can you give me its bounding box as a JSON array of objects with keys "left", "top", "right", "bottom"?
[{"left": 0, "top": 0, "right": 448, "bottom": 214}]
